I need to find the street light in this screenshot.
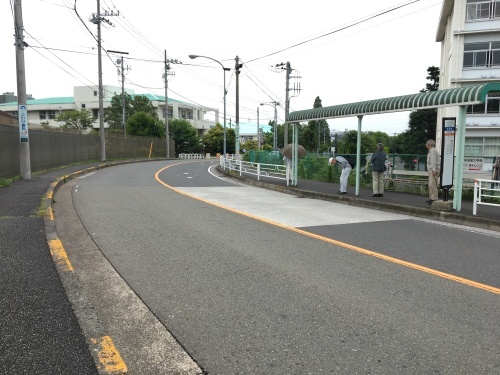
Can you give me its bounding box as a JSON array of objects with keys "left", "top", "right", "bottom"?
[
  {"left": 189, "top": 54, "right": 230, "bottom": 157},
  {"left": 260, "top": 101, "right": 279, "bottom": 151}
]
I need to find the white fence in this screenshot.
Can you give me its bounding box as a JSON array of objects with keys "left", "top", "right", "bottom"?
[
  {"left": 219, "top": 156, "right": 289, "bottom": 185},
  {"left": 179, "top": 153, "right": 205, "bottom": 159},
  {"left": 473, "top": 179, "right": 500, "bottom": 215}
]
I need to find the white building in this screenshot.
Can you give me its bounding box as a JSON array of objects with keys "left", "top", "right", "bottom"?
[
  {"left": 0, "top": 85, "right": 217, "bottom": 134},
  {"left": 437, "top": 0, "right": 500, "bottom": 157}
]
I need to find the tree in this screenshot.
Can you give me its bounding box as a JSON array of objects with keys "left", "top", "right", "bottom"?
[
  {"left": 302, "top": 97, "right": 331, "bottom": 152},
  {"left": 169, "top": 118, "right": 201, "bottom": 155},
  {"left": 203, "top": 123, "right": 225, "bottom": 154},
  {"left": 105, "top": 93, "right": 159, "bottom": 131},
  {"left": 55, "top": 109, "right": 96, "bottom": 133},
  {"left": 240, "top": 139, "right": 258, "bottom": 151},
  {"left": 337, "top": 130, "right": 378, "bottom": 154},
  {"left": 398, "top": 66, "right": 440, "bottom": 154},
  {"left": 126, "top": 112, "right": 165, "bottom": 138}
]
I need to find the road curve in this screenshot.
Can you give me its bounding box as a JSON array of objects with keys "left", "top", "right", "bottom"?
[{"left": 55, "top": 160, "right": 500, "bottom": 375}]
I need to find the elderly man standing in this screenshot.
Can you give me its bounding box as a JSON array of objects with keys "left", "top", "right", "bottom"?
[
  {"left": 426, "top": 139, "right": 441, "bottom": 204},
  {"left": 371, "top": 143, "right": 387, "bottom": 197}
]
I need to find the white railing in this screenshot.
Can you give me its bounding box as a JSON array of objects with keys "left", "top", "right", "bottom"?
[
  {"left": 179, "top": 153, "right": 205, "bottom": 159},
  {"left": 219, "top": 156, "right": 289, "bottom": 185},
  {"left": 473, "top": 178, "right": 500, "bottom": 215}
]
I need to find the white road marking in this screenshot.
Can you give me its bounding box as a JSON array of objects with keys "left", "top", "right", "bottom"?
[{"left": 77, "top": 172, "right": 96, "bottom": 179}]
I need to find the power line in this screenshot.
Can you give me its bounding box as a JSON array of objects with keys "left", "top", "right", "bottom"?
[{"left": 246, "top": 0, "right": 422, "bottom": 63}]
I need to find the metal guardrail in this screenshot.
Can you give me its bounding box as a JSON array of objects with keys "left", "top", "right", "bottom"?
[
  {"left": 220, "top": 156, "right": 289, "bottom": 185},
  {"left": 179, "top": 153, "right": 205, "bottom": 159},
  {"left": 473, "top": 179, "right": 500, "bottom": 215}
]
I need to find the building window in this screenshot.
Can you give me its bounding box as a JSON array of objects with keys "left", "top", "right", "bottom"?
[
  {"left": 94, "top": 91, "right": 98, "bottom": 96},
  {"left": 180, "top": 110, "right": 186, "bottom": 119},
  {"left": 465, "top": 137, "right": 500, "bottom": 157},
  {"left": 466, "top": 0, "right": 500, "bottom": 21},
  {"left": 82, "top": 104, "right": 86, "bottom": 108},
  {"left": 48, "top": 110, "right": 56, "bottom": 119},
  {"left": 162, "top": 108, "right": 173, "bottom": 119},
  {"left": 467, "top": 91, "right": 500, "bottom": 113},
  {"left": 463, "top": 41, "right": 500, "bottom": 67},
  {"left": 92, "top": 109, "right": 98, "bottom": 118},
  {"left": 186, "top": 111, "right": 193, "bottom": 119},
  {"left": 39, "top": 110, "right": 46, "bottom": 120}
]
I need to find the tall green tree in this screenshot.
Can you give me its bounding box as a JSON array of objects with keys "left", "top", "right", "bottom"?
[
  {"left": 203, "top": 123, "right": 225, "bottom": 154},
  {"left": 169, "top": 118, "right": 201, "bottom": 155},
  {"left": 337, "top": 130, "right": 378, "bottom": 154},
  {"left": 397, "top": 66, "right": 440, "bottom": 154},
  {"left": 105, "top": 93, "right": 159, "bottom": 131},
  {"left": 302, "top": 97, "right": 330, "bottom": 152},
  {"left": 55, "top": 109, "right": 96, "bottom": 133},
  {"left": 126, "top": 112, "right": 165, "bottom": 138}
]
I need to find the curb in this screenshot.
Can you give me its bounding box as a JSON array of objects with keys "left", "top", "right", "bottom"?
[{"left": 43, "top": 163, "right": 133, "bottom": 374}]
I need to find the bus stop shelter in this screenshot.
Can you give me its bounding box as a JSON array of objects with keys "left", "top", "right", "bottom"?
[{"left": 286, "top": 83, "right": 500, "bottom": 212}]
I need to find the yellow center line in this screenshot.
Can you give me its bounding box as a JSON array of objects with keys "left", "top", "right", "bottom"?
[{"left": 155, "top": 164, "right": 500, "bottom": 295}]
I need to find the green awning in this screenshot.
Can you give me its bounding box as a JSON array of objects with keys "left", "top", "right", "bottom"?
[{"left": 288, "top": 83, "right": 500, "bottom": 122}]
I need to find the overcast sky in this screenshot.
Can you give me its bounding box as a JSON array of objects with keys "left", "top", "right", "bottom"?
[{"left": 2, "top": 0, "right": 443, "bottom": 135}]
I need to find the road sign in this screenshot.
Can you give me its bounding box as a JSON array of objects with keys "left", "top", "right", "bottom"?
[{"left": 18, "top": 104, "right": 29, "bottom": 143}]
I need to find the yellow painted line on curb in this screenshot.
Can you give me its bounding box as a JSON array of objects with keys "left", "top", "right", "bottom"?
[
  {"left": 47, "top": 205, "right": 54, "bottom": 221},
  {"left": 48, "top": 239, "right": 74, "bottom": 272},
  {"left": 155, "top": 164, "right": 500, "bottom": 295},
  {"left": 90, "top": 336, "right": 128, "bottom": 374}
]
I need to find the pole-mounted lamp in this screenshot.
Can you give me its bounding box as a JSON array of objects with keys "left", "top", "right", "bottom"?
[{"left": 189, "top": 54, "right": 230, "bottom": 157}]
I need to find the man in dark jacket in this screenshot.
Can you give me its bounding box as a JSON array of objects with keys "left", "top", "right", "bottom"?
[{"left": 370, "top": 143, "right": 387, "bottom": 197}]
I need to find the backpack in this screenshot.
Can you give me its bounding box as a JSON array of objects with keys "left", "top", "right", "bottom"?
[{"left": 343, "top": 155, "right": 356, "bottom": 168}]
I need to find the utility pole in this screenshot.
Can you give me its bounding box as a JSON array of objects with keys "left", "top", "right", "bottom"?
[
  {"left": 235, "top": 56, "right": 243, "bottom": 158},
  {"left": 109, "top": 50, "right": 129, "bottom": 138},
  {"left": 257, "top": 107, "right": 260, "bottom": 151},
  {"left": 273, "top": 103, "right": 278, "bottom": 150},
  {"left": 271, "top": 62, "right": 301, "bottom": 148},
  {"left": 97, "top": 0, "right": 105, "bottom": 161},
  {"left": 90, "top": 3, "right": 119, "bottom": 161},
  {"left": 284, "top": 62, "right": 292, "bottom": 147},
  {"left": 163, "top": 51, "right": 180, "bottom": 158},
  {"left": 14, "top": 0, "right": 30, "bottom": 179},
  {"left": 164, "top": 51, "right": 170, "bottom": 158},
  {"left": 120, "top": 57, "right": 125, "bottom": 138}
]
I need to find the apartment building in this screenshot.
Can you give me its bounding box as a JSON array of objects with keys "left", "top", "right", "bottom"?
[
  {"left": 437, "top": 0, "right": 500, "bottom": 157},
  {"left": 0, "top": 85, "right": 217, "bottom": 133}
]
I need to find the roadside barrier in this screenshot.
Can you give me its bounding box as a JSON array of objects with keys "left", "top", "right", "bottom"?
[
  {"left": 473, "top": 178, "right": 500, "bottom": 215},
  {"left": 220, "top": 156, "right": 289, "bottom": 185},
  {"left": 179, "top": 153, "right": 205, "bottom": 159}
]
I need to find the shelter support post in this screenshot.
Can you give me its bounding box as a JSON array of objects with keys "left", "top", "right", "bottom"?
[
  {"left": 292, "top": 123, "right": 299, "bottom": 186},
  {"left": 453, "top": 105, "right": 467, "bottom": 212},
  {"left": 355, "top": 115, "right": 363, "bottom": 196}
]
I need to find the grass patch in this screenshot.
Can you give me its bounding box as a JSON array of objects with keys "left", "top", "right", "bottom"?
[
  {"left": 37, "top": 197, "right": 48, "bottom": 217},
  {"left": 0, "top": 176, "right": 21, "bottom": 188}
]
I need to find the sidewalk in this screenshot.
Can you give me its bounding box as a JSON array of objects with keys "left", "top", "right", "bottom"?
[
  {"left": 0, "top": 164, "right": 100, "bottom": 374},
  {"left": 225, "top": 170, "right": 500, "bottom": 232}
]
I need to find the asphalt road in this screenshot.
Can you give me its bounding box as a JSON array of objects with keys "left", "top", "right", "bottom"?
[{"left": 55, "top": 159, "right": 500, "bottom": 374}]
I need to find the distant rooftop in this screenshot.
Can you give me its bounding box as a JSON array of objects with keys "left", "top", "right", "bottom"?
[{"left": 0, "top": 94, "right": 197, "bottom": 107}]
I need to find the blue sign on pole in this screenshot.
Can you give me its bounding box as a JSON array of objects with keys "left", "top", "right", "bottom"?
[
  {"left": 440, "top": 117, "right": 456, "bottom": 189},
  {"left": 18, "top": 104, "right": 29, "bottom": 143}
]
